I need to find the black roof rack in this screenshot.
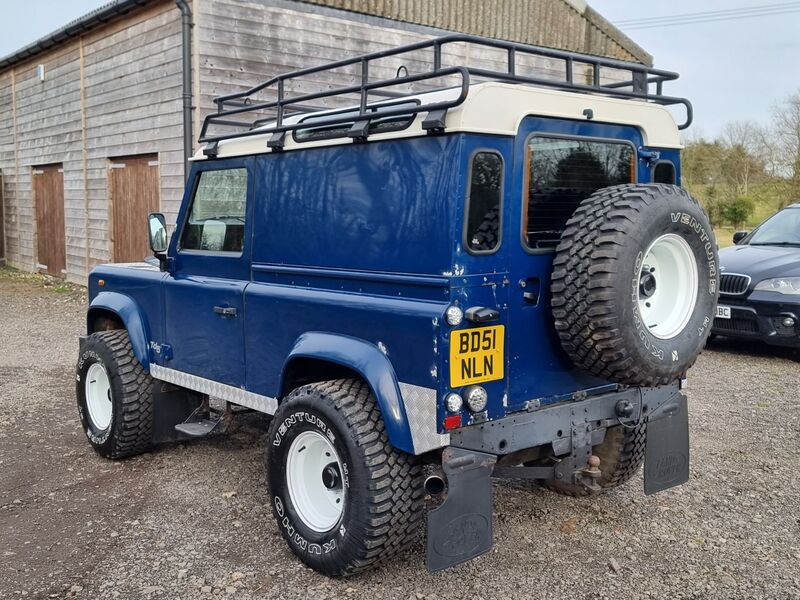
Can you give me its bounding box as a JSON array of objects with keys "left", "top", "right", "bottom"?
[{"left": 199, "top": 34, "right": 692, "bottom": 150}]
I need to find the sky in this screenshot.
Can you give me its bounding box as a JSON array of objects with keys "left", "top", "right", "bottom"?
[
  {"left": 590, "top": 1, "right": 800, "bottom": 139},
  {"left": 1, "top": 0, "right": 798, "bottom": 139}
]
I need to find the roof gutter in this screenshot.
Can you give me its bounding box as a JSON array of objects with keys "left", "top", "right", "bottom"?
[
  {"left": 175, "top": 0, "right": 194, "bottom": 181},
  {"left": 0, "top": 0, "right": 150, "bottom": 71}
]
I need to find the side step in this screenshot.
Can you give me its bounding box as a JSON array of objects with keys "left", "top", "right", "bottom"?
[
  {"left": 174, "top": 400, "right": 226, "bottom": 438},
  {"left": 175, "top": 418, "right": 220, "bottom": 437}
]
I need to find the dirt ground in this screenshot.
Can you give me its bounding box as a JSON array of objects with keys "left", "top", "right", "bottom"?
[{"left": 1, "top": 267, "right": 799, "bottom": 600}]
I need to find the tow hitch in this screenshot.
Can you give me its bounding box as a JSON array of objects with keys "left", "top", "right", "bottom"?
[{"left": 426, "top": 384, "right": 689, "bottom": 571}]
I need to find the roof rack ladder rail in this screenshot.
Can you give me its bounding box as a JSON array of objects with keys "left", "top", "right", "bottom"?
[
  {"left": 508, "top": 48, "right": 516, "bottom": 76},
  {"left": 566, "top": 57, "right": 573, "bottom": 84},
  {"left": 348, "top": 58, "right": 370, "bottom": 141},
  {"left": 268, "top": 78, "right": 287, "bottom": 150}
]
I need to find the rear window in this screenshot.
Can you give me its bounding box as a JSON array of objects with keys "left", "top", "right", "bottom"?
[
  {"left": 464, "top": 152, "right": 503, "bottom": 253},
  {"left": 524, "top": 137, "right": 635, "bottom": 249}
]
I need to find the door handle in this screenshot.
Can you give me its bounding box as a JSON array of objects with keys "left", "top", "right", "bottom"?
[{"left": 213, "top": 306, "right": 238, "bottom": 317}]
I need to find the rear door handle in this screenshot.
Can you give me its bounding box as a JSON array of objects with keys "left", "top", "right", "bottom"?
[
  {"left": 213, "top": 306, "right": 237, "bottom": 317},
  {"left": 464, "top": 306, "right": 500, "bottom": 323}
]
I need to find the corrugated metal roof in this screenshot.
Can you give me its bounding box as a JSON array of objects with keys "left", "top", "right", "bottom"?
[
  {"left": 0, "top": 0, "right": 650, "bottom": 72},
  {"left": 297, "top": 0, "right": 652, "bottom": 64}
]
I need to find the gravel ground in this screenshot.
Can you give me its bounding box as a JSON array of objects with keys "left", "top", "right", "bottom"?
[{"left": 1, "top": 267, "right": 799, "bottom": 600}]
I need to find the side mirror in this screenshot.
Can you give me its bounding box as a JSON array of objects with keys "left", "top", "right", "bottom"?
[
  {"left": 732, "top": 231, "right": 748, "bottom": 245},
  {"left": 148, "top": 213, "right": 168, "bottom": 253}
]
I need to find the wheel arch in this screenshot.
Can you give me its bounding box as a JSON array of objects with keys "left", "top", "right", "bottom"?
[
  {"left": 87, "top": 291, "right": 152, "bottom": 370},
  {"left": 280, "top": 332, "right": 414, "bottom": 454}
]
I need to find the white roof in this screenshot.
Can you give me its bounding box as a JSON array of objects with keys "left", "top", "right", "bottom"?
[{"left": 194, "top": 81, "right": 682, "bottom": 160}]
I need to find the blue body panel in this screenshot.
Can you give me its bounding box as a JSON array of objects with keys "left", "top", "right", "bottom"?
[
  {"left": 282, "top": 332, "right": 414, "bottom": 452},
  {"left": 87, "top": 266, "right": 168, "bottom": 369},
  {"left": 85, "top": 115, "right": 681, "bottom": 453}
]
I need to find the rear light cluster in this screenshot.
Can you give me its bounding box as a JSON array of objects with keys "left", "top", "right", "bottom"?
[{"left": 442, "top": 385, "right": 489, "bottom": 431}]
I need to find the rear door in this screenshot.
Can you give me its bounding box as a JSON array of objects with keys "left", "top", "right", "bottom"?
[
  {"left": 446, "top": 137, "right": 512, "bottom": 423},
  {"left": 506, "top": 118, "right": 644, "bottom": 410},
  {"left": 163, "top": 158, "right": 253, "bottom": 387}
]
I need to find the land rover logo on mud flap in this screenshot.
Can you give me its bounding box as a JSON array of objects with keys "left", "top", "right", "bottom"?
[
  {"left": 647, "top": 451, "right": 688, "bottom": 485},
  {"left": 433, "top": 514, "right": 489, "bottom": 557}
]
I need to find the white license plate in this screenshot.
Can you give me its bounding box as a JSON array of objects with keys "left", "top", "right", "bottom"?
[{"left": 716, "top": 305, "right": 731, "bottom": 319}]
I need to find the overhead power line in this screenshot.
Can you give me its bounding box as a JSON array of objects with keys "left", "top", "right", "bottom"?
[
  {"left": 615, "top": 2, "right": 800, "bottom": 25},
  {"left": 614, "top": 2, "right": 800, "bottom": 30}
]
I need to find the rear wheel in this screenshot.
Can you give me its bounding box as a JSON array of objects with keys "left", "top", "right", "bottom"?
[
  {"left": 76, "top": 329, "right": 154, "bottom": 459},
  {"left": 266, "top": 379, "right": 424, "bottom": 576}
]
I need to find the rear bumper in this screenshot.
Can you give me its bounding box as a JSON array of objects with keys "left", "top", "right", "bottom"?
[
  {"left": 426, "top": 383, "right": 687, "bottom": 572},
  {"left": 712, "top": 295, "right": 800, "bottom": 347}
]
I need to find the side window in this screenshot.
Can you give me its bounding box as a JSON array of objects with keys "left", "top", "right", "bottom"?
[
  {"left": 181, "top": 168, "right": 248, "bottom": 253},
  {"left": 465, "top": 151, "right": 503, "bottom": 253},
  {"left": 525, "top": 137, "right": 635, "bottom": 249},
  {"left": 653, "top": 161, "right": 676, "bottom": 184}
]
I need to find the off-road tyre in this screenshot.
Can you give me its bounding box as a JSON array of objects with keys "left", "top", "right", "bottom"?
[
  {"left": 266, "top": 379, "right": 424, "bottom": 576},
  {"left": 544, "top": 423, "right": 646, "bottom": 497},
  {"left": 75, "top": 329, "right": 154, "bottom": 459},
  {"left": 551, "top": 183, "right": 719, "bottom": 387}
]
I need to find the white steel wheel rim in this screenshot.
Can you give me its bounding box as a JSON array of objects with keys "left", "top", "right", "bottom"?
[
  {"left": 286, "top": 430, "right": 345, "bottom": 533},
  {"left": 638, "top": 233, "right": 698, "bottom": 340},
  {"left": 85, "top": 362, "right": 113, "bottom": 431}
]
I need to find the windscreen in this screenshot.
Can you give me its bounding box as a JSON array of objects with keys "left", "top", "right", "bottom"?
[{"left": 747, "top": 207, "right": 800, "bottom": 246}]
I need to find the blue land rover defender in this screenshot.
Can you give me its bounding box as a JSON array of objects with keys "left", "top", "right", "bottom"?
[{"left": 76, "top": 36, "right": 718, "bottom": 575}]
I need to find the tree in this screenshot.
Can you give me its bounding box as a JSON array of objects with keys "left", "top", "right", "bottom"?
[
  {"left": 720, "top": 196, "right": 755, "bottom": 229},
  {"left": 772, "top": 90, "right": 800, "bottom": 204}
]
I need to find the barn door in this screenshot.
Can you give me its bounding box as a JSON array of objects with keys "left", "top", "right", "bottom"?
[
  {"left": 109, "top": 155, "right": 160, "bottom": 263},
  {"left": 32, "top": 164, "right": 66, "bottom": 277}
]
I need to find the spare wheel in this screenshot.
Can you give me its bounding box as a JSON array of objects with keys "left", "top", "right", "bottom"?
[{"left": 550, "top": 183, "right": 719, "bottom": 387}]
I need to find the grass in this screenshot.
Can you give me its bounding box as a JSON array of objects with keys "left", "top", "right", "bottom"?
[
  {"left": 715, "top": 226, "right": 738, "bottom": 249},
  {"left": 0, "top": 264, "right": 85, "bottom": 295}
]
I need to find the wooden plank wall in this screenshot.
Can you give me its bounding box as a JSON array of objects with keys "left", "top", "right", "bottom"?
[
  {"left": 0, "top": 170, "right": 5, "bottom": 262},
  {"left": 0, "top": 75, "right": 16, "bottom": 266},
  {"left": 13, "top": 47, "right": 82, "bottom": 277},
  {"left": 0, "top": 0, "right": 642, "bottom": 281},
  {"left": 0, "top": 0, "right": 184, "bottom": 282},
  {"left": 196, "top": 0, "right": 631, "bottom": 129}
]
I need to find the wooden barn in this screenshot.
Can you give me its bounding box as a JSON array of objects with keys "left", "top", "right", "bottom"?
[{"left": 0, "top": 0, "right": 649, "bottom": 282}]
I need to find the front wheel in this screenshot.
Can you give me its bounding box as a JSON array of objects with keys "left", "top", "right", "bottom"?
[
  {"left": 76, "top": 329, "right": 154, "bottom": 459},
  {"left": 266, "top": 379, "right": 424, "bottom": 576}
]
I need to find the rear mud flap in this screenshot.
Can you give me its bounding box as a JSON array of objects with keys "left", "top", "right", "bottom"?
[
  {"left": 426, "top": 447, "right": 497, "bottom": 572},
  {"left": 644, "top": 392, "right": 689, "bottom": 495}
]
